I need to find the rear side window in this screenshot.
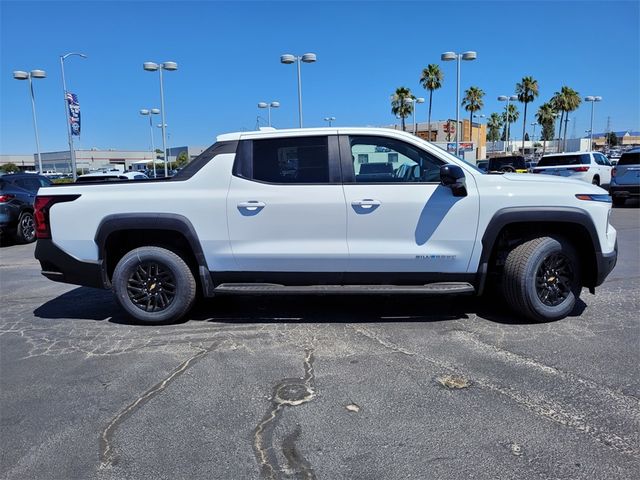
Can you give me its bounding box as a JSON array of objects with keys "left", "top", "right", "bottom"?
[
  {"left": 252, "top": 136, "right": 329, "bottom": 184},
  {"left": 618, "top": 152, "right": 640, "bottom": 166},
  {"left": 538, "top": 154, "right": 590, "bottom": 167},
  {"left": 14, "top": 177, "right": 44, "bottom": 191}
]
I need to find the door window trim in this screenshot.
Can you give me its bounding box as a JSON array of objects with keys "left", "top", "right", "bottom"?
[
  {"left": 338, "top": 134, "right": 445, "bottom": 184},
  {"left": 232, "top": 135, "right": 342, "bottom": 185}
]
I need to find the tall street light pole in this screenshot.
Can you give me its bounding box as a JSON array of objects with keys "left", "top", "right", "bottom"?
[
  {"left": 405, "top": 97, "right": 425, "bottom": 135},
  {"left": 60, "top": 52, "right": 87, "bottom": 181},
  {"left": 585, "top": 96, "right": 602, "bottom": 149},
  {"left": 13, "top": 69, "right": 46, "bottom": 174},
  {"left": 441, "top": 51, "right": 477, "bottom": 157},
  {"left": 498, "top": 95, "right": 518, "bottom": 153},
  {"left": 258, "top": 101, "right": 280, "bottom": 127},
  {"left": 140, "top": 108, "right": 160, "bottom": 177},
  {"left": 280, "top": 53, "right": 317, "bottom": 128},
  {"left": 143, "top": 61, "right": 178, "bottom": 177}
]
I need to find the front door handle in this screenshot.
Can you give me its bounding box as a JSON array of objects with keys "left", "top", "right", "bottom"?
[
  {"left": 237, "top": 201, "right": 266, "bottom": 211},
  {"left": 351, "top": 199, "right": 381, "bottom": 208}
]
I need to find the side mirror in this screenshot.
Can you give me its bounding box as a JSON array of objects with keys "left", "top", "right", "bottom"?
[{"left": 440, "top": 164, "right": 467, "bottom": 197}]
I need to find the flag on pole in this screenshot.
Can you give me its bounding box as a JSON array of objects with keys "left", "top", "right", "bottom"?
[{"left": 66, "top": 92, "right": 81, "bottom": 136}]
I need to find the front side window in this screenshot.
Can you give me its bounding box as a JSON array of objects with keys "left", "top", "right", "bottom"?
[
  {"left": 252, "top": 136, "right": 329, "bottom": 184},
  {"left": 349, "top": 136, "right": 443, "bottom": 183}
]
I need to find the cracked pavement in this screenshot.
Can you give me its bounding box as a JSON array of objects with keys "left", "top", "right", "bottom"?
[{"left": 0, "top": 206, "right": 638, "bottom": 479}]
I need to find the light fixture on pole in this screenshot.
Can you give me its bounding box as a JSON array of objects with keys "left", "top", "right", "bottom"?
[
  {"left": 13, "top": 69, "right": 46, "bottom": 174},
  {"left": 498, "top": 95, "right": 518, "bottom": 153},
  {"left": 323, "top": 116, "right": 336, "bottom": 126},
  {"left": 405, "top": 97, "right": 425, "bottom": 135},
  {"left": 441, "top": 51, "right": 477, "bottom": 156},
  {"left": 280, "top": 53, "right": 317, "bottom": 128},
  {"left": 585, "top": 96, "right": 602, "bottom": 148},
  {"left": 473, "top": 113, "right": 485, "bottom": 159},
  {"left": 143, "top": 61, "right": 178, "bottom": 177},
  {"left": 60, "top": 52, "right": 87, "bottom": 181},
  {"left": 531, "top": 122, "right": 538, "bottom": 143},
  {"left": 140, "top": 108, "right": 160, "bottom": 177},
  {"left": 258, "top": 101, "right": 280, "bottom": 127}
]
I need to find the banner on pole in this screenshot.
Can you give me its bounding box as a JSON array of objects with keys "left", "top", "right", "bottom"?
[{"left": 66, "top": 92, "right": 81, "bottom": 136}]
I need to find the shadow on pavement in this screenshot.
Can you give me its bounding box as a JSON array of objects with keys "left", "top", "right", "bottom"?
[{"left": 33, "top": 286, "right": 586, "bottom": 327}]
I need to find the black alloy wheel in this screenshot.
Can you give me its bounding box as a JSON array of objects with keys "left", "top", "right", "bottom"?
[
  {"left": 535, "top": 253, "right": 574, "bottom": 307},
  {"left": 17, "top": 212, "right": 36, "bottom": 243},
  {"left": 126, "top": 261, "right": 177, "bottom": 312}
]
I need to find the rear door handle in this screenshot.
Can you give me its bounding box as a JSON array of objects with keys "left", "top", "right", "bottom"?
[
  {"left": 351, "top": 199, "right": 381, "bottom": 208},
  {"left": 238, "top": 201, "right": 266, "bottom": 210}
]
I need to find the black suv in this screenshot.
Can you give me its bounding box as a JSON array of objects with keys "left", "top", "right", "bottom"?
[{"left": 0, "top": 173, "right": 52, "bottom": 243}]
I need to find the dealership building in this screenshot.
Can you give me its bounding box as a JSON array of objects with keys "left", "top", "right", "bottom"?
[{"left": 0, "top": 146, "right": 206, "bottom": 174}]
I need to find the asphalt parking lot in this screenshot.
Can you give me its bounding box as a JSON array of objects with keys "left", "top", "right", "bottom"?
[{"left": 1, "top": 205, "right": 639, "bottom": 480}]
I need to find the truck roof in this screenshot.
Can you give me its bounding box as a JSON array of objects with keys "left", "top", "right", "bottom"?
[{"left": 215, "top": 127, "right": 416, "bottom": 142}]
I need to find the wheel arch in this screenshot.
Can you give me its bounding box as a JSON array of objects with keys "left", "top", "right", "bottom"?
[
  {"left": 95, "top": 214, "right": 214, "bottom": 296},
  {"left": 477, "top": 207, "right": 601, "bottom": 294}
]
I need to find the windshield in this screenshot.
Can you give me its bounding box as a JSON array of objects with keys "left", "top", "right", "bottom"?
[
  {"left": 617, "top": 152, "right": 640, "bottom": 166},
  {"left": 538, "top": 154, "right": 590, "bottom": 166}
]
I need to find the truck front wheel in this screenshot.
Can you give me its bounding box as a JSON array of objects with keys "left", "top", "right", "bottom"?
[
  {"left": 112, "top": 246, "right": 196, "bottom": 324},
  {"left": 502, "top": 236, "right": 581, "bottom": 322}
]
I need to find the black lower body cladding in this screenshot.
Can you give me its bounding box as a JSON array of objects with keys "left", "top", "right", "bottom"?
[{"left": 35, "top": 239, "right": 108, "bottom": 289}]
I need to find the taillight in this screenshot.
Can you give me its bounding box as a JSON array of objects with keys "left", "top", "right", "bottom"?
[
  {"left": 0, "top": 194, "right": 15, "bottom": 203},
  {"left": 611, "top": 168, "right": 617, "bottom": 177},
  {"left": 34, "top": 195, "right": 80, "bottom": 239},
  {"left": 570, "top": 166, "right": 589, "bottom": 172}
]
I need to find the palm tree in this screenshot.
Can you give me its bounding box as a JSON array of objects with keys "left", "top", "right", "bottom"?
[
  {"left": 419, "top": 64, "right": 443, "bottom": 141},
  {"left": 486, "top": 112, "right": 503, "bottom": 151},
  {"left": 391, "top": 87, "right": 414, "bottom": 131},
  {"left": 552, "top": 86, "right": 581, "bottom": 151},
  {"left": 535, "top": 102, "right": 556, "bottom": 156},
  {"left": 516, "top": 76, "right": 539, "bottom": 152},
  {"left": 462, "top": 86, "right": 485, "bottom": 142}
]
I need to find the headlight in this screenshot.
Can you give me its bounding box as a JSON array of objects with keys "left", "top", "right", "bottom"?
[{"left": 575, "top": 194, "right": 612, "bottom": 203}]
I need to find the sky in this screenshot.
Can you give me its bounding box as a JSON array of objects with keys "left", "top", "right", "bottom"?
[{"left": 1, "top": 0, "right": 639, "bottom": 154}]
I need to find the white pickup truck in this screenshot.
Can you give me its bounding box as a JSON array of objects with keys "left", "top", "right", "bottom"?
[{"left": 34, "top": 128, "right": 617, "bottom": 324}]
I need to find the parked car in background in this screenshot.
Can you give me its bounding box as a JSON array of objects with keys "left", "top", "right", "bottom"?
[
  {"left": 0, "top": 173, "right": 52, "bottom": 243},
  {"left": 76, "top": 171, "right": 149, "bottom": 183},
  {"left": 609, "top": 148, "right": 640, "bottom": 206},
  {"left": 533, "top": 152, "right": 612, "bottom": 186},
  {"left": 487, "top": 155, "right": 528, "bottom": 173}
]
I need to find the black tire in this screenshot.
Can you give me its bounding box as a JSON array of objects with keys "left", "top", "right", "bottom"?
[
  {"left": 112, "top": 246, "right": 196, "bottom": 324},
  {"left": 592, "top": 176, "right": 600, "bottom": 186},
  {"left": 612, "top": 196, "right": 626, "bottom": 207},
  {"left": 16, "top": 211, "right": 36, "bottom": 244},
  {"left": 502, "top": 236, "right": 581, "bottom": 322}
]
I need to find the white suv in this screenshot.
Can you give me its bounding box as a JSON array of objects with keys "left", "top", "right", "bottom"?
[{"left": 533, "top": 152, "right": 613, "bottom": 186}]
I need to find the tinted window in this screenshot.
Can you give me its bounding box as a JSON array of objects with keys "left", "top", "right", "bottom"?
[
  {"left": 538, "top": 154, "right": 590, "bottom": 166},
  {"left": 488, "top": 156, "right": 526, "bottom": 171},
  {"left": 618, "top": 152, "right": 640, "bottom": 166},
  {"left": 349, "top": 136, "right": 443, "bottom": 183},
  {"left": 252, "top": 136, "right": 329, "bottom": 183},
  {"left": 14, "top": 177, "right": 45, "bottom": 192}
]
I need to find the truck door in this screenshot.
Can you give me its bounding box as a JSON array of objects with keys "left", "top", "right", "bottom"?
[{"left": 226, "top": 134, "right": 348, "bottom": 274}]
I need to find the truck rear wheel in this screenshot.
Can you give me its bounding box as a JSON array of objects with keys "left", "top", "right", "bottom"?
[
  {"left": 502, "top": 236, "right": 581, "bottom": 322},
  {"left": 112, "top": 246, "right": 196, "bottom": 324}
]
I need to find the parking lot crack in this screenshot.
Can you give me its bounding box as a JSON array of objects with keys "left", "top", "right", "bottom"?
[
  {"left": 99, "top": 341, "right": 220, "bottom": 469},
  {"left": 253, "top": 348, "right": 317, "bottom": 480}
]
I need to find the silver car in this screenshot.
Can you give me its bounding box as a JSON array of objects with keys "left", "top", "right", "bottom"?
[{"left": 609, "top": 148, "right": 640, "bottom": 206}]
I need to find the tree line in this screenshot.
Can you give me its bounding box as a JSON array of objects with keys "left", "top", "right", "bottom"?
[{"left": 391, "top": 66, "right": 588, "bottom": 155}]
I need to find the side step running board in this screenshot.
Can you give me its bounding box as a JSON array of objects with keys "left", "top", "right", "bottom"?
[{"left": 213, "top": 282, "right": 475, "bottom": 295}]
